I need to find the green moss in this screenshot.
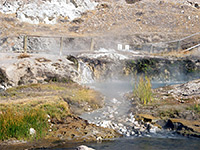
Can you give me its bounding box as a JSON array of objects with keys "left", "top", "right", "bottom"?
[{"left": 125, "top": 58, "right": 159, "bottom": 76}]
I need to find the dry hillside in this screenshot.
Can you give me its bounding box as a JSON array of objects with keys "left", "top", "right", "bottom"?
[{"left": 0, "top": 0, "right": 200, "bottom": 42}]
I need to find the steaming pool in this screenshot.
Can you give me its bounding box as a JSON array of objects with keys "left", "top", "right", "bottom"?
[{"left": 38, "top": 79, "right": 200, "bottom": 150}]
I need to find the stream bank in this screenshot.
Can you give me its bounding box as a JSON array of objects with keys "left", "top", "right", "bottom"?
[
  {"left": 0, "top": 82, "right": 121, "bottom": 150},
  {"left": 129, "top": 79, "right": 200, "bottom": 138},
  {"left": 0, "top": 50, "right": 199, "bottom": 149}
]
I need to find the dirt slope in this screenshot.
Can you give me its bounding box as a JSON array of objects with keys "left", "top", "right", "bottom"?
[{"left": 0, "top": 0, "right": 200, "bottom": 42}]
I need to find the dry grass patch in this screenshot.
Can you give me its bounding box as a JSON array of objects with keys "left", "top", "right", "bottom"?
[
  {"left": 0, "top": 82, "right": 103, "bottom": 114},
  {"left": 17, "top": 53, "right": 31, "bottom": 59}
]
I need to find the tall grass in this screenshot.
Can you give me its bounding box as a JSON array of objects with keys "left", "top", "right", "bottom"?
[
  {"left": 0, "top": 108, "right": 48, "bottom": 141},
  {"left": 133, "top": 76, "right": 153, "bottom": 105}
]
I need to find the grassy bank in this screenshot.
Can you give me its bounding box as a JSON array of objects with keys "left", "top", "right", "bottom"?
[
  {"left": 0, "top": 108, "right": 48, "bottom": 140},
  {"left": 0, "top": 82, "right": 103, "bottom": 141},
  {"left": 0, "top": 96, "right": 70, "bottom": 141}
]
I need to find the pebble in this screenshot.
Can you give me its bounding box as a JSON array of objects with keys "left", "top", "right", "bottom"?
[
  {"left": 77, "top": 145, "right": 95, "bottom": 150},
  {"left": 96, "top": 137, "right": 103, "bottom": 143}
]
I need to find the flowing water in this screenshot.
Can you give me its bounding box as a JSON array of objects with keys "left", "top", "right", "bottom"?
[
  {"left": 41, "top": 61, "right": 199, "bottom": 150},
  {"left": 36, "top": 76, "right": 200, "bottom": 150},
  {"left": 44, "top": 136, "right": 200, "bottom": 150},
  {"left": 41, "top": 78, "right": 200, "bottom": 150}
]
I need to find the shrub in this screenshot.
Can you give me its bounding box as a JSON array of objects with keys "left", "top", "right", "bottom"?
[{"left": 133, "top": 76, "right": 153, "bottom": 105}]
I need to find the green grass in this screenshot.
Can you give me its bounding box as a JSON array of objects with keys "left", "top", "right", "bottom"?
[
  {"left": 0, "top": 82, "right": 103, "bottom": 141},
  {"left": 0, "top": 97, "right": 71, "bottom": 141},
  {"left": 0, "top": 108, "right": 48, "bottom": 141},
  {"left": 133, "top": 76, "right": 153, "bottom": 105}
]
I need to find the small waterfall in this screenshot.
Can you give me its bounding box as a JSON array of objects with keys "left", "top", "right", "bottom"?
[{"left": 78, "top": 60, "right": 94, "bottom": 84}]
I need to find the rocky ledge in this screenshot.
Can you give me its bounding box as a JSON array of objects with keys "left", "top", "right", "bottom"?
[
  {"left": 78, "top": 49, "right": 200, "bottom": 82},
  {"left": 0, "top": 53, "right": 82, "bottom": 90},
  {"left": 129, "top": 79, "right": 200, "bottom": 138}
]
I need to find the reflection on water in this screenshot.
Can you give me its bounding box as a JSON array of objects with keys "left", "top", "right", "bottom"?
[
  {"left": 37, "top": 137, "right": 200, "bottom": 150},
  {"left": 89, "top": 137, "right": 200, "bottom": 150}
]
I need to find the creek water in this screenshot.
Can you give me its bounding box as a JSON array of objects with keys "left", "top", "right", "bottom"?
[
  {"left": 40, "top": 78, "right": 200, "bottom": 150},
  {"left": 45, "top": 136, "right": 200, "bottom": 150}
]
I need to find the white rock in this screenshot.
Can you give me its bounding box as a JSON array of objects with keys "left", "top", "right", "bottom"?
[
  {"left": 131, "top": 131, "right": 135, "bottom": 135},
  {"left": 119, "top": 127, "right": 127, "bottom": 133},
  {"left": 99, "top": 120, "right": 114, "bottom": 129},
  {"left": 49, "top": 129, "right": 52, "bottom": 132},
  {"left": 126, "top": 132, "right": 130, "bottom": 137},
  {"left": 29, "top": 128, "right": 36, "bottom": 135},
  {"left": 96, "top": 136, "right": 102, "bottom": 143},
  {"left": 0, "top": 0, "right": 97, "bottom": 24},
  {"left": 77, "top": 145, "right": 95, "bottom": 150},
  {"left": 118, "top": 123, "right": 123, "bottom": 127}
]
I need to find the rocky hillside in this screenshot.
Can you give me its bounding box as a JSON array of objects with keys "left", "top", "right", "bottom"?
[
  {"left": 0, "top": 0, "right": 97, "bottom": 24},
  {"left": 0, "top": 0, "right": 200, "bottom": 42}
]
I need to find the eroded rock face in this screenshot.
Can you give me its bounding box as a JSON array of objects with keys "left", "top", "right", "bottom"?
[
  {"left": 124, "top": 57, "right": 200, "bottom": 82},
  {"left": 0, "top": 0, "right": 97, "bottom": 24},
  {"left": 0, "top": 68, "right": 9, "bottom": 90},
  {"left": 0, "top": 53, "right": 80, "bottom": 89},
  {"left": 78, "top": 49, "right": 200, "bottom": 82}
]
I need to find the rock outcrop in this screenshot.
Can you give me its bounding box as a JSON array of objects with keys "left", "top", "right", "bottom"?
[
  {"left": 0, "top": 0, "right": 97, "bottom": 24},
  {"left": 0, "top": 53, "right": 80, "bottom": 90},
  {"left": 78, "top": 49, "right": 200, "bottom": 82}
]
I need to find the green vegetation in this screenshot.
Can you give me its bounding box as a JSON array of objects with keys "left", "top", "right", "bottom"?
[
  {"left": 0, "top": 108, "right": 48, "bottom": 141},
  {"left": 193, "top": 104, "right": 200, "bottom": 113},
  {"left": 0, "top": 82, "right": 103, "bottom": 141},
  {"left": 133, "top": 76, "right": 153, "bottom": 105},
  {"left": 125, "top": 58, "right": 158, "bottom": 76},
  {"left": 0, "top": 97, "right": 71, "bottom": 141}
]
